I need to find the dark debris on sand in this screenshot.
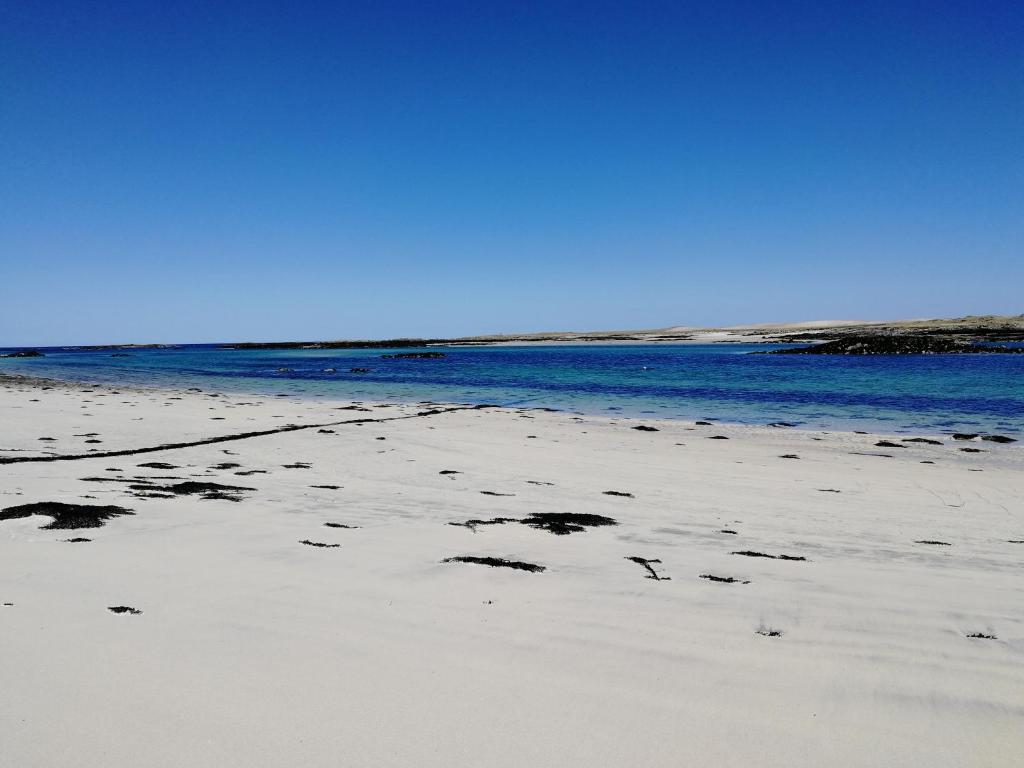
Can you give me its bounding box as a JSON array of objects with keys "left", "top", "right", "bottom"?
[
  {"left": 442, "top": 555, "right": 545, "bottom": 573},
  {"left": 602, "top": 490, "right": 634, "bottom": 498},
  {"left": 625, "top": 556, "right": 670, "bottom": 580},
  {"left": 108, "top": 606, "right": 142, "bottom": 615},
  {"left": 0, "top": 502, "right": 134, "bottom": 530},
  {"left": 732, "top": 550, "right": 808, "bottom": 561},
  {"left": 700, "top": 574, "right": 750, "bottom": 584},
  {"left": 300, "top": 540, "right": 340, "bottom": 548}
]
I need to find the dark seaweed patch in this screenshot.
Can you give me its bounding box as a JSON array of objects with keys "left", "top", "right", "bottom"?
[
  {"left": 323, "top": 523, "right": 358, "bottom": 529},
  {"left": 448, "top": 517, "right": 517, "bottom": 532},
  {"left": 439, "top": 470, "right": 461, "bottom": 475},
  {"left": 1, "top": 502, "right": 133, "bottom": 530},
  {"left": 779, "top": 454, "right": 800, "bottom": 459},
  {"left": 480, "top": 491, "right": 515, "bottom": 496},
  {"left": 625, "top": 556, "right": 670, "bottom": 580},
  {"left": 210, "top": 462, "right": 241, "bottom": 470},
  {"left": 632, "top": 425, "right": 659, "bottom": 432},
  {"left": 108, "top": 606, "right": 142, "bottom": 615},
  {"left": 442, "top": 556, "right": 544, "bottom": 573},
  {"left": 708, "top": 435, "right": 730, "bottom": 440},
  {"left": 902, "top": 438, "right": 943, "bottom": 445},
  {"left": 64, "top": 537, "right": 92, "bottom": 543},
  {"left": 756, "top": 627, "right": 783, "bottom": 637},
  {"left": 137, "top": 462, "right": 178, "bottom": 469},
  {"left": 137, "top": 481, "right": 254, "bottom": 501},
  {"left": 300, "top": 540, "right": 340, "bottom": 548},
  {"left": 310, "top": 484, "right": 342, "bottom": 490},
  {"left": 915, "top": 540, "right": 951, "bottom": 546},
  {"left": 522, "top": 512, "right": 617, "bottom": 535},
  {"left": 700, "top": 574, "right": 750, "bottom": 584},
  {"left": 602, "top": 490, "right": 634, "bottom": 498},
  {"left": 966, "top": 632, "right": 996, "bottom": 640},
  {"left": 875, "top": 441, "right": 905, "bottom": 448},
  {"left": 732, "top": 550, "right": 807, "bottom": 561}
]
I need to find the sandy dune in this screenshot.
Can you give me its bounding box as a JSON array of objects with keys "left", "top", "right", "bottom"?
[{"left": 1, "top": 376, "right": 1022, "bottom": 767}]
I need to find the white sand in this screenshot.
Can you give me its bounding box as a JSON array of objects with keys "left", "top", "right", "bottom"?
[{"left": 1, "top": 376, "right": 1022, "bottom": 767}]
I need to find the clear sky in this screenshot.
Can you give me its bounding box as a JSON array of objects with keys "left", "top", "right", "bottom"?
[{"left": 2, "top": 1, "right": 1022, "bottom": 345}]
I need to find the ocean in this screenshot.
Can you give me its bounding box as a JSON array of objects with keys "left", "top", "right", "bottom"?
[{"left": 2, "top": 343, "right": 1022, "bottom": 435}]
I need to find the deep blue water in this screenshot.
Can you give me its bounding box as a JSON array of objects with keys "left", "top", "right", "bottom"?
[{"left": 2, "top": 343, "right": 1023, "bottom": 435}]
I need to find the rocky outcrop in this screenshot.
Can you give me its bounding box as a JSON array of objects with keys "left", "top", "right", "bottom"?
[
  {"left": 769, "top": 335, "right": 1024, "bottom": 355},
  {"left": 1, "top": 349, "right": 44, "bottom": 358}
]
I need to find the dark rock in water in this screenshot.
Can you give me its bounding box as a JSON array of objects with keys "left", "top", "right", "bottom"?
[
  {"left": 902, "top": 438, "right": 943, "bottom": 445},
  {"left": 1, "top": 502, "right": 133, "bottom": 530},
  {"left": 1, "top": 349, "right": 44, "bottom": 358},
  {"left": 522, "top": 512, "right": 617, "bottom": 535},
  {"left": 381, "top": 352, "right": 446, "bottom": 359},
  {"left": 981, "top": 435, "right": 1017, "bottom": 443},
  {"left": 442, "top": 555, "right": 545, "bottom": 573},
  {"left": 953, "top": 433, "right": 979, "bottom": 441},
  {"left": 108, "top": 606, "right": 142, "bottom": 615},
  {"left": 875, "top": 441, "right": 905, "bottom": 448},
  {"left": 349, "top": 368, "right": 371, "bottom": 374},
  {"left": 768, "top": 334, "right": 1024, "bottom": 355},
  {"left": 632, "top": 425, "right": 659, "bottom": 432}
]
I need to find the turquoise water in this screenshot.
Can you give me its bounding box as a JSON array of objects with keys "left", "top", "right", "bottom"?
[{"left": 2, "top": 343, "right": 1022, "bottom": 435}]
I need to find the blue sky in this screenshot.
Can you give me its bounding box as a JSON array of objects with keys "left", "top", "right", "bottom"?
[{"left": 2, "top": 1, "right": 1022, "bottom": 344}]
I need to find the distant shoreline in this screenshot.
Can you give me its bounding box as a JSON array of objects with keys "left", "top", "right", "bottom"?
[{"left": 2, "top": 313, "right": 1021, "bottom": 351}]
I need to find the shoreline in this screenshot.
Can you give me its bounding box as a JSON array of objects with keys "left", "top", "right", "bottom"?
[{"left": 4, "top": 370, "right": 1022, "bottom": 445}]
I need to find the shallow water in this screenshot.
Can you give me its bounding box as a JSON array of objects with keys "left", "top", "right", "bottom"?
[{"left": 2, "top": 343, "right": 1022, "bottom": 435}]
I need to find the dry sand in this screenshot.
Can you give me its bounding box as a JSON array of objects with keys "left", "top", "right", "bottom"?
[{"left": 1, "top": 375, "right": 1022, "bottom": 767}]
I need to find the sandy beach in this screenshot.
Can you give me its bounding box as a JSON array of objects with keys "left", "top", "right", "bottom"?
[{"left": 1, "top": 374, "right": 1022, "bottom": 767}]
